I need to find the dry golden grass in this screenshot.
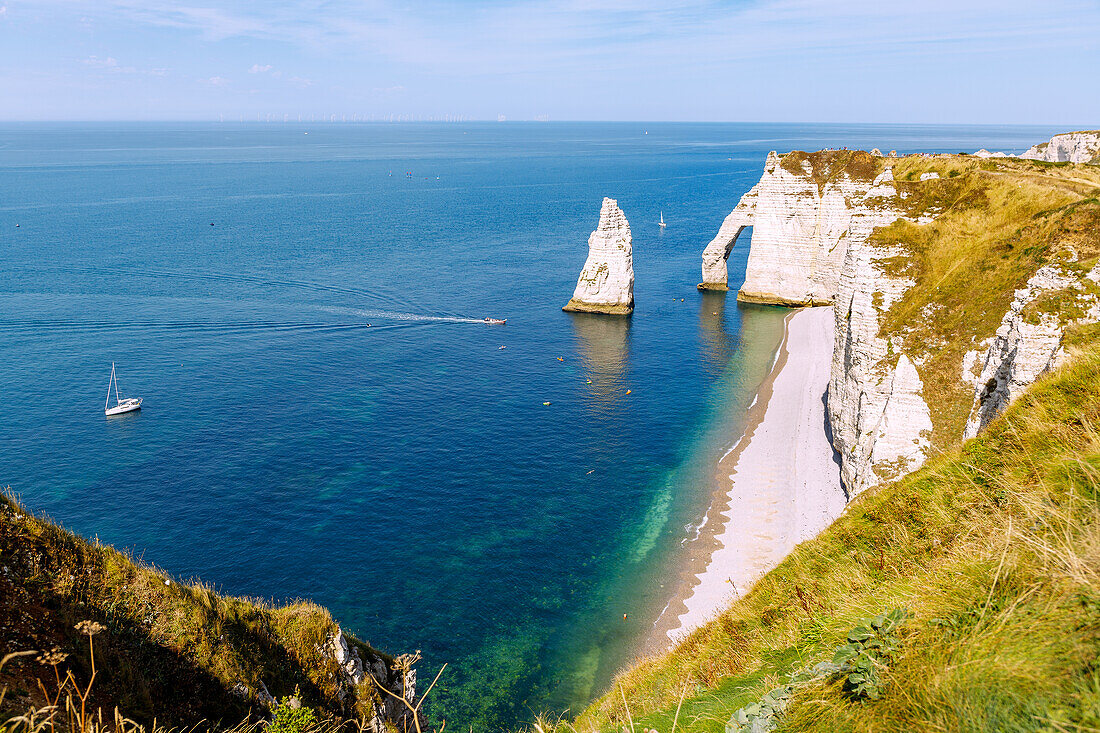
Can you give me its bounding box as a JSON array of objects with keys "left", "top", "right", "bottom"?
[{"left": 873, "top": 157, "right": 1100, "bottom": 445}]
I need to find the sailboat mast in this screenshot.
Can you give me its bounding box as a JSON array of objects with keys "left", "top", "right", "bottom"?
[{"left": 106, "top": 364, "right": 115, "bottom": 410}]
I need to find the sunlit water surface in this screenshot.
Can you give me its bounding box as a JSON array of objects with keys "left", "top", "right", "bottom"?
[{"left": 0, "top": 122, "right": 1058, "bottom": 729}]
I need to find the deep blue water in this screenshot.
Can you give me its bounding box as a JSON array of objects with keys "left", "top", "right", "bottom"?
[{"left": 0, "top": 122, "right": 1062, "bottom": 729}]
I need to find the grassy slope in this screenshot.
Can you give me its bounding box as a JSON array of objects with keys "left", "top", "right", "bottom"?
[
  {"left": 0, "top": 496, "right": 395, "bottom": 728},
  {"left": 877, "top": 156, "right": 1100, "bottom": 443},
  {"left": 569, "top": 158, "right": 1100, "bottom": 733},
  {"left": 572, "top": 325, "right": 1100, "bottom": 733}
]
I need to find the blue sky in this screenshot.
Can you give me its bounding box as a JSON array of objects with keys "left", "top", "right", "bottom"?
[{"left": 1, "top": 0, "right": 1098, "bottom": 122}]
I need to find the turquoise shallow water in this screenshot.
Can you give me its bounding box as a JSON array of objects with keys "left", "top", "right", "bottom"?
[{"left": 0, "top": 122, "right": 1061, "bottom": 729}]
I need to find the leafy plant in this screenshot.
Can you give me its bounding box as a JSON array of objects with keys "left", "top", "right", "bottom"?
[
  {"left": 267, "top": 695, "right": 317, "bottom": 733},
  {"left": 830, "top": 609, "right": 908, "bottom": 700}
]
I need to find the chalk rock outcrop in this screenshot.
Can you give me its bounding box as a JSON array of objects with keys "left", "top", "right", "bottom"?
[
  {"left": 325, "top": 630, "right": 424, "bottom": 733},
  {"left": 699, "top": 151, "right": 902, "bottom": 305},
  {"left": 827, "top": 230, "right": 934, "bottom": 496},
  {"left": 962, "top": 263, "right": 1100, "bottom": 438},
  {"left": 1021, "top": 131, "right": 1100, "bottom": 164},
  {"left": 564, "top": 197, "right": 634, "bottom": 315}
]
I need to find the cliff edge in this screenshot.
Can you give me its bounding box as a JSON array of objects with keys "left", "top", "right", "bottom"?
[
  {"left": 698, "top": 149, "right": 899, "bottom": 305},
  {"left": 0, "top": 492, "right": 425, "bottom": 732},
  {"left": 1020, "top": 130, "right": 1100, "bottom": 164}
]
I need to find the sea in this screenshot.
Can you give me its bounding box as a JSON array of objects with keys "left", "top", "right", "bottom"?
[{"left": 0, "top": 121, "right": 1061, "bottom": 729}]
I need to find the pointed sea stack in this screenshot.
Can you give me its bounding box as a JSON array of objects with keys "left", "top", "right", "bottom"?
[{"left": 563, "top": 197, "right": 634, "bottom": 315}]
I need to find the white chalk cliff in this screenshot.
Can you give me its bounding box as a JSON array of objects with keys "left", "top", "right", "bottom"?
[
  {"left": 701, "top": 150, "right": 938, "bottom": 495},
  {"left": 564, "top": 197, "right": 634, "bottom": 315},
  {"left": 963, "top": 262, "right": 1100, "bottom": 438},
  {"left": 827, "top": 220, "right": 935, "bottom": 496},
  {"left": 717, "top": 138, "right": 1100, "bottom": 497},
  {"left": 699, "top": 151, "right": 901, "bottom": 306},
  {"left": 1020, "top": 131, "right": 1100, "bottom": 164}
]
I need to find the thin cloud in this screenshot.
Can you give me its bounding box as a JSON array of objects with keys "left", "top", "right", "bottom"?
[
  {"left": 248, "top": 63, "right": 273, "bottom": 73},
  {"left": 79, "top": 55, "right": 168, "bottom": 76},
  {"left": 61, "top": 0, "right": 1100, "bottom": 78}
]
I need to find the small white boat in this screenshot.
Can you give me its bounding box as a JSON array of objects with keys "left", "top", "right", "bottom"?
[
  {"left": 104, "top": 363, "right": 142, "bottom": 416},
  {"left": 659, "top": 211, "right": 667, "bottom": 228},
  {"left": 483, "top": 318, "right": 507, "bottom": 325}
]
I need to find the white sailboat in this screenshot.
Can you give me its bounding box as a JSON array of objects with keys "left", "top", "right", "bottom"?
[
  {"left": 105, "top": 363, "right": 142, "bottom": 416},
  {"left": 659, "top": 211, "right": 667, "bottom": 228}
]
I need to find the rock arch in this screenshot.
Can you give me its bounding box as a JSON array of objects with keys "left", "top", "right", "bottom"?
[
  {"left": 697, "top": 154, "right": 772, "bottom": 291},
  {"left": 699, "top": 217, "right": 752, "bottom": 291}
]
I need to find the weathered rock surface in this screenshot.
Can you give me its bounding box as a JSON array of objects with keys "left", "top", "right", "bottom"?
[
  {"left": 699, "top": 151, "right": 901, "bottom": 306},
  {"left": 564, "top": 197, "right": 634, "bottom": 315},
  {"left": 827, "top": 227, "right": 934, "bottom": 496},
  {"left": 727, "top": 141, "right": 1100, "bottom": 498},
  {"left": 325, "top": 630, "right": 423, "bottom": 733},
  {"left": 1021, "top": 131, "right": 1100, "bottom": 164},
  {"left": 963, "top": 263, "right": 1100, "bottom": 438}
]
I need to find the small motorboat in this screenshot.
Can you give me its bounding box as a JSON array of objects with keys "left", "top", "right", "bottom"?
[
  {"left": 104, "top": 362, "right": 142, "bottom": 416},
  {"left": 483, "top": 318, "right": 507, "bottom": 325},
  {"left": 659, "top": 211, "right": 667, "bottom": 228}
]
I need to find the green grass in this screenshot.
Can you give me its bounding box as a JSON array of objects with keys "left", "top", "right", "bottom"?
[
  {"left": 565, "top": 328, "right": 1100, "bottom": 733},
  {"left": 0, "top": 494, "right": 405, "bottom": 730}
]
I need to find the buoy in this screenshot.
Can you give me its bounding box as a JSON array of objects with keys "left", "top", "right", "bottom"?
[
  {"left": 586, "top": 379, "right": 592, "bottom": 384},
  {"left": 681, "top": 298, "right": 684, "bottom": 302},
  {"left": 557, "top": 357, "right": 564, "bottom": 362},
  {"left": 625, "top": 390, "right": 632, "bottom": 395},
  {"left": 543, "top": 402, "right": 551, "bottom": 406},
  {"left": 623, "top": 613, "right": 628, "bottom": 620}
]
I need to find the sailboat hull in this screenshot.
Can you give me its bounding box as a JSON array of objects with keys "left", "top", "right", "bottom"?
[{"left": 105, "top": 399, "right": 142, "bottom": 416}]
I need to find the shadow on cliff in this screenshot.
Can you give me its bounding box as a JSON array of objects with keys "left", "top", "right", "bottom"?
[
  {"left": 821, "top": 389, "right": 848, "bottom": 501},
  {"left": 0, "top": 493, "right": 403, "bottom": 729}
]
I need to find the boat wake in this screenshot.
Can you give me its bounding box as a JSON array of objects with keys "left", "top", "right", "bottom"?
[
  {"left": 316, "top": 306, "right": 486, "bottom": 324},
  {"left": 0, "top": 318, "right": 391, "bottom": 337}
]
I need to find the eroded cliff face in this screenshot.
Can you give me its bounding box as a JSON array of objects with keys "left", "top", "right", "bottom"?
[
  {"left": 327, "top": 631, "right": 424, "bottom": 733},
  {"left": 1021, "top": 131, "right": 1100, "bottom": 164},
  {"left": 828, "top": 225, "right": 934, "bottom": 495},
  {"left": 701, "top": 149, "right": 938, "bottom": 495},
  {"left": 563, "top": 197, "right": 634, "bottom": 315},
  {"left": 720, "top": 145, "right": 1100, "bottom": 498},
  {"left": 699, "top": 150, "right": 898, "bottom": 306},
  {"left": 963, "top": 262, "right": 1100, "bottom": 438}
]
